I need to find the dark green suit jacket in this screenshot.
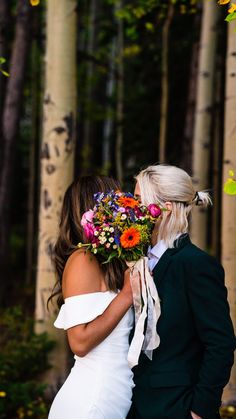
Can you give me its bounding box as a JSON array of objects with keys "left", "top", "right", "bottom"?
[{"left": 128, "top": 234, "right": 235, "bottom": 419}]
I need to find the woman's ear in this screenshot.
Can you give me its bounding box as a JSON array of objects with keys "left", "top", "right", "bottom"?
[{"left": 164, "top": 201, "right": 173, "bottom": 214}]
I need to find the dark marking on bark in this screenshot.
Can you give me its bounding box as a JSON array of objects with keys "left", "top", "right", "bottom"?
[
  {"left": 202, "top": 71, "right": 210, "bottom": 78},
  {"left": 41, "top": 143, "right": 50, "bottom": 159},
  {"left": 231, "top": 51, "right": 236, "bottom": 57},
  {"left": 53, "top": 126, "right": 66, "bottom": 135},
  {"left": 46, "top": 240, "right": 54, "bottom": 258},
  {"left": 230, "top": 72, "right": 236, "bottom": 77},
  {"left": 43, "top": 189, "right": 52, "bottom": 210},
  {"left": 44, "top": 93, "right": 55, "bottom": 105},
  {"left": 46, "top": 164, "right": 56, "bottom": 175},
  {"left": 54, "top": 145, "right": 60, "bottom": 157},
  {"left": 223, "top": 159, "right": 231, "bottom": 164},
  {"left": 63, "top": 112, "right": 74, "bottom": 153}
]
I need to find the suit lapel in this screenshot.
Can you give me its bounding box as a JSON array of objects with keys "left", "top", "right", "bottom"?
[{"left": 153, "top": 234, "right": 191, "bottom": 289}]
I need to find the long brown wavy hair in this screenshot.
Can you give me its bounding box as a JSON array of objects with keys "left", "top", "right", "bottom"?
[{"left": 48, "top": 175, "right": 126, "bottom": 308}]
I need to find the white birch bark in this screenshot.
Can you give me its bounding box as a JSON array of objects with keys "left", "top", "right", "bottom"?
[
  {"left": 221, "top": 19, "right": 236, "bottom": 404},
  {"left": 35, "top": 0, "right": 77, "bottom": 390},
  {"left": 191, "top": 0, "right": 219, "bottom": 249}
]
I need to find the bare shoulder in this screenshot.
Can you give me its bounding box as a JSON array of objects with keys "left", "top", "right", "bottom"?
[{"left": 62, "top": 250, "right": 104, "bottom": 298}]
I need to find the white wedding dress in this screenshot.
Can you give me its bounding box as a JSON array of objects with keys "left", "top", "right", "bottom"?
[{"left": 48, "top": 291, "right": 134, "bottom": 419}]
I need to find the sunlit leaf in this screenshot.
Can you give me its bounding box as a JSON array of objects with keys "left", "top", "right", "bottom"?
[
  {"left": 30, "top": 0, "right": 40, "bottom": 6},
  {"left": 145, "top": 22, "right": 155, "bottom": 32},
  {"left": 229, "top": 170, "right": 235, "bottom": 177},
  {"left": 123, "top": 45, "right": 141, "bottom": 57},
  {"left": 224, "top": 178, "right": 236, "bottom": 195},
  {"left": 218, "top": 0, "right": 230, "bottom": 4},
  {"left": 228, "top": 3, "right": 236, "bottom": 13},
  {"left": 225, "top": 11, "right": 236, "bottom": 22},
  {"left": 1, "top": 70, "right": 9, "bottom": 77},
  {"left": 0, "top": 57, "right": 6, "bottom": 64}
]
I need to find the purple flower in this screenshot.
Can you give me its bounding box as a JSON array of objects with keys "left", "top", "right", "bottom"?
[{"left": 148, "top": 204, "right": 162, "bottom": 218}]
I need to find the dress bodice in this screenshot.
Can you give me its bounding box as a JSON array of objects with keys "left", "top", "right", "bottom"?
[
  {"left": 49, "top": 291, "right": 134, "bottom": 419},
  {"left": 54, "top": 291, "right": 134, "bottom": 357}
]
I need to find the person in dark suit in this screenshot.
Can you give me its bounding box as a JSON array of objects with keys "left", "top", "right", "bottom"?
[{"left": 128, "top": 164, "right": 236, "bottom": 419}]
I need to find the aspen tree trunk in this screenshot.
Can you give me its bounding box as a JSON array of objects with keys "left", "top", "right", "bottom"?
[
  {"left": 102, "top": 38, "right": 116, "bottom": 174},
  {"left": 35, "top": 0, "right": 77, "bottom": 391},
  {"left": 115, "top": 1, "right": 124, "bottom": 185},
  {"left": 181, "top": 12, "right": 200, "bottom": 174},
  {"left": 221, "top": 19, "right": 236, "bottom": 404},
  {"left": 158, "top": 1, "right": 174, "bottom": 163},
  {"left": 191, "top": 0, "right": 219, "bottom": 250}
]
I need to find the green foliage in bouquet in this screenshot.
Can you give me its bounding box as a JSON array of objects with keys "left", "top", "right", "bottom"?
[
  {"left": 0, "top": 306, "right": 55, "bottom": 419},
  {"left": 220, "top": 405, "right": 236, "bottom": 419}
]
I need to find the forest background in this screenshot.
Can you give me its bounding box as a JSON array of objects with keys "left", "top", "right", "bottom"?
[{"left": 0, "top": 0, "right": 236, "bottom": 418}]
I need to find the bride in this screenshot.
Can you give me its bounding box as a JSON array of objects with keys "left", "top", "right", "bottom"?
[{"left": 48, "top": 175, "right": 134, "bottom": 419}]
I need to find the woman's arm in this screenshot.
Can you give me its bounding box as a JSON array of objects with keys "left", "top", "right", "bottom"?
[{"left": 62, "top": 250, "right": 133, "bottom": 357}]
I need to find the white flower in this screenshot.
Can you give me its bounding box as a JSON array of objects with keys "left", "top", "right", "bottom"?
[
  {"left": 106, "top": 243, "right": 111, "bottom": 248},
  {"left": 109, "top": 227, "right": 114, "bottom": 233},
  {"left": 104, "top": 227, "right": 109, "bottom": 231},
  {"left": 92, "top": 243, "right": 97, "bottom": 248},
  {"left": 94, "top": 231, "right": 99, "bottom": 236},
  {"left": 93, "top": 249, "right": 97, "bottom": 254},
  {"left": 109, "top": 237, "right": 114, "bottom": 243},
  {"left": 113, "top": 245, "right": 118, "bottom": 249},
  {"left": 101, "top": 231, "right": 106, "bottom": 236},
  {"left": 121, "top": 214, "right": 127, "bottom": 220}
]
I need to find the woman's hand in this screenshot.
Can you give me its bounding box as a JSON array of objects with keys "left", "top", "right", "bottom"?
[{"left": 190, "top": 411, "right": 202, "bottom": 419}]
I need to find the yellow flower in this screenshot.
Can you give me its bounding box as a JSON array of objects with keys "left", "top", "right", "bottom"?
[
  {"left": 30, "top": 0, "right": 40, "bottom": 6},
  {"left": 0, "top": 391, "right": 6, "bottom": 397},
  {"left": 228, "top": 2, "right": 236, "bottom": 12},
  {"left": 218, "top": 0, "right": 230, "bottom": 4}
]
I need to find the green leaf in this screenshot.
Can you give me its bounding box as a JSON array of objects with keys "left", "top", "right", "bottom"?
[
  {"left": 223, "top": 179, "right": 236, "bottom": 195},
  {"left": 1, "top": 70, "right": 9, "bottom": 77},
  {"left": 0, "top": 57, "right": 6, "bottom": 64},
  {"left": 225, "top": 11, "right": 236, "bottom": 22}
]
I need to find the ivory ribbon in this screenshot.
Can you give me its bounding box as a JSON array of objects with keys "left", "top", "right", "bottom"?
[{"left": 127, "top": 257, "right": 161, "bottom": 369}]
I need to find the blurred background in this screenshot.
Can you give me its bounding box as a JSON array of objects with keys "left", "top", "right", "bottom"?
[{"left": 0, "top": 0, "right": 236, "bottom": 417}]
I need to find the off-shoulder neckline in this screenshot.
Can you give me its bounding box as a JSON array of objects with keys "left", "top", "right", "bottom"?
[{"left": 64, "top": 290, "right": 117, "bottom": 302}]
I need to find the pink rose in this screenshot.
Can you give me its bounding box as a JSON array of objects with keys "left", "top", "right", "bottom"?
[
  {"left": 148, "top": 204, "right": 162, "bottom": 218},
  {"left": 81, "top": 210, "right": 95, "bottom": 240}
]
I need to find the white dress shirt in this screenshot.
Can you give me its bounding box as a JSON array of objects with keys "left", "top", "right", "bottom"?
[{"left": 147, "top": 240, "right": 168, "bottom": 272}]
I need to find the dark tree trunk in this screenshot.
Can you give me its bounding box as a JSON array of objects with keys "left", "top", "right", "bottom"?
[
  {"left": 0, "top": 0, "right": 11, "bottom": 158},
  {"left": 181, "top": 12, "right": 201, "bottom": 174},
  {"left": 0, "top": 0, "right": 31, "bottom": 292}
]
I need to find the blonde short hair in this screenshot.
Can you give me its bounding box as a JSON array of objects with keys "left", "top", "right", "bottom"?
[{"left": 135, "top": 165, "right": 212, "bottom": 248}]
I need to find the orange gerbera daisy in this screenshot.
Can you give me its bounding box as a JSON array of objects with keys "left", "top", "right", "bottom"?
[
  {"left": 120, "top": 227, "right": 141, "bottom": 248},
  {"left": 118, "top": 197, "right": 138, "bottom": 208}
]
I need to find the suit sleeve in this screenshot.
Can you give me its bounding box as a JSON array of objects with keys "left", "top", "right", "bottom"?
[{"left": 185, "top": 253, "right": 236, "bottom": 417}]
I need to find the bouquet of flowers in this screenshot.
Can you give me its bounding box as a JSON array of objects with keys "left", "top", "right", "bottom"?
[
  {"left": 78, "top": 190, "right": 162, "bottom": 262},
  {"left": 78, "top": 190, "right": 163, "bottom": 368}
]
